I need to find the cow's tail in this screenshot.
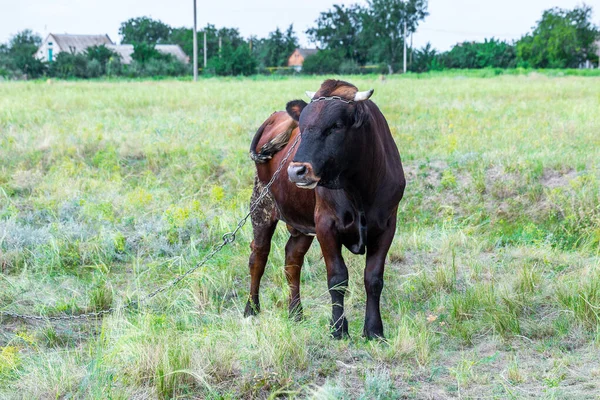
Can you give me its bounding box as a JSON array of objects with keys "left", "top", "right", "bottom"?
[{"left": 249, "top": 117, "right": 296, "bottom": 164}]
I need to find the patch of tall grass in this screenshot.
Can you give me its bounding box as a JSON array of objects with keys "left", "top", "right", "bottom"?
[{"left": 1, "top": 75, "right": 600, "bottom": 397}]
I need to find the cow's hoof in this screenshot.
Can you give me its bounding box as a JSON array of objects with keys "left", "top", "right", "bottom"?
[
  {"left": 330, "top": 317, "right": 349, "bottom": 339},
  {"left": 363, "top": 325, "right": 385, "bottom": 340},
  {"left": 244, "top": 301, "right": 260, "bottom": 317},
  {"left": 363, "top": 331, "right": 385, "bottom": 341},
  {"left": 289, "top": 304, "right": 304, "bottom": 322}
]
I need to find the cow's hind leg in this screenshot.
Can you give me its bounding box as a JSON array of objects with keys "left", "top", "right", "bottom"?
[
  {"left": 244, "top": 177, "right": 278, "bottom": 317},
  {"left": 284, "top": 226, "right": 314, "bottom": 320}
]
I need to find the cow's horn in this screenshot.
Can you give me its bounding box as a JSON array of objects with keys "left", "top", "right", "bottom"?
[
  {"left": 305, "top": 91, "right": 316, "bottom": 99},
  {"left": 354, "top": 89, "right": 374, "bottom": 102}
]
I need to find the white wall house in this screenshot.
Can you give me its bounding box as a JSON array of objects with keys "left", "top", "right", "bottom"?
[
  {"left": 36, "top": 34, "right": 114, "bottom": 62},
  {"left": 35, "top": 33, "right": 188, "bottom": 64},
  {"left": 106, "top": 44, "right": 189, "bottom": 64}
]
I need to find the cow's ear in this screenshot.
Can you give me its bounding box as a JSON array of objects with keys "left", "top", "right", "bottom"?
[
  {"left": 286, "top": 100, "right": 307, "bottom": 122},
  {"left": 352, "top": 102, "right": 370, "bottom": 129}
]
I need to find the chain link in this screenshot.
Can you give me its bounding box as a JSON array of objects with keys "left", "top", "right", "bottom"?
[
  {"left": 311, "top": 96, "right": 354, "bottom": 104},
  {"left": 0, "top": 133, "right": 303, "bottom": 323}
]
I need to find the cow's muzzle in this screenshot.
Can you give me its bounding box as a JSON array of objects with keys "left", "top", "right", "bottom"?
[{"left": 288, "top": 162, "right": 320, "bottom": 189}]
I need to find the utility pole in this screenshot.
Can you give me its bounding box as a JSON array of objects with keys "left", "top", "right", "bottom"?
[
  {"left": 409, "top": 32, "right": 413, "bottom": 70},
  {"left": 218, "top": 36, "right": 222, "bottom": 58},
  {"left": 192, "top": 0, "right": 197, "bottom": 81},
  {"left": 204, "top": 30, "right": 207, "bottom": 68},
  {"left": 403, "top": 20, "right": 407, "bottom": 74}
]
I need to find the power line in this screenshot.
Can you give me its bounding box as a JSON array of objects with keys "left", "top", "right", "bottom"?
[{"left": 417, "top": 27, "right": 522, "bottom": 37}]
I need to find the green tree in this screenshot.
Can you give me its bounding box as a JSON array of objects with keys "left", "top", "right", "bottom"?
[
  {"left": 301, "top": 50, "right": 343, "bottom": 74},
  {"left": 199, "top": 25, "right": 245, "bottom": 59},
  {"left": 119, "top": 16, "right": 172, "bottom": 44},
  {"left": 0, "top": 44, "right": 11, "bottom": 77},
  {"left": 131, "top": 42, "right": 170, "bottom": 63},
  {"left": 169, "top": 27, "right": 195, "bottom": 60},
  {"left": 206, "top": 43, "right": 256, "bottom": 76},
  {"left": 362, "top": 0, "right": 429, "bottom": 71},
  {"left": 168, "top": 24, "right": 249, "bottom": 75},
  {"left": 441, "top": 38, "right": 516, "bottom": 69},
  {"left": 306, "top": 4, "right": 369, "bottom": 64},
  {"left": 49, "top": 52, "right": 90, "bottom": 79},
  {"left": 306, "top": 0, "right": 429, "bottom": 70},
  {"left": 517, "top": 5, "right": 599, "bottom": 68},
  {"left": 409, "top": 43, "right": 442, "bottom": 72},
  {"left": 85, "top": 45, "right": 122, "bottom": 75},
  {"left": 2, "top": 30, "right": 46, "bottom": 78},
  {"left": 253, "top": 25, "right": 298, "bottom": 67}
]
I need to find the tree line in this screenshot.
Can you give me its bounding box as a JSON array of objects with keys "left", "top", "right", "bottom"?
[
  {"left": 411, "top": 4, "right": 599, "bottom": 72},
  {"left": 0, "top": 15, "right": 300, "bottom": 79},
  {"left": 1, "top": 1, "right": 598, "bottom": 79},
  {"left": 306, "top": 2, "right": 598, "bottom": 73}
]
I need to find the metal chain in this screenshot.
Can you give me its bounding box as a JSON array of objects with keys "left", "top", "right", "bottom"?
[
  {"left": 311, "top": 96, "right": 354, "bottom": 104},
  {"left": 0, "top": 133, "right": 303, "bottom": 323}
]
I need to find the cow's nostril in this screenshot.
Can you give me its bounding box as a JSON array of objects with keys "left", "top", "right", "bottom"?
[
  {"left": 288, "top": 163, "right": 314, "bottom": 184},
  {"left": 296, "top": 165, "right": 307, "bottom": 177}
]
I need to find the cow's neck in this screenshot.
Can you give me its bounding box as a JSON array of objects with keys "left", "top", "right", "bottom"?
[{"left": 343, "top": 125, "right": 387, "bottom": 210}]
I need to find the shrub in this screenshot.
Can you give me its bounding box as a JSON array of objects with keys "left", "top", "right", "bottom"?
[
  {"left": 87, "top": 59, "right": 103, "bottom": 78},
  {"left": 125, "top": 58, "right": 187, "bottom": 77},
  {"left": 517, "top": 5, "right": 599, "bottom": 68},
  {"left": 205, "top": 44, "right": 257, "bottom": 76},
  {"left": 131, "top": 42, "right": 171, "bottom": 63},
  {"left": 106, "top": 57, "right": 123, "bottom": 76},
  {"left": 85, "top": 44, "right": 122, "bottom": 75},
  {"left": 339, "top": 59, "right": 361, "bottom": 74},
  {"left": 49, "top": 52, "right": 90, "bottom": 79},
  {"left": 0, "top": 30, "right": 46, "bottom": 79},
  {"left": 144, "top": 58, "right": 187, "bottom": 76},
  {"left": 301, "top": 50, "right": 342, "bottom": 74},
  {"left": 410, "top": 43, "right": 443, "bottom": 72},
  {"left": 440, "top": 38, "right": 517, "bottom": 69}
]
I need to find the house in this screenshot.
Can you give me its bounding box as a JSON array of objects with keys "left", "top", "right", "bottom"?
[
  {"left": 287, "top": 48, "right": 318, "bottom": 71},
  {"left": 35, "top": 33, "right": 189, "bottom": 65},
  {"left": 106, "top": 44, "right": 189, "bottom": 65},
  {"left": 36, "top": 34, "right": 114, "bottom": 62}
]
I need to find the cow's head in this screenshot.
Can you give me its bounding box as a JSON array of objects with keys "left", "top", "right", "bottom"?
[{"left": 286, "top": 80, "right": 374, "bottom": 189}]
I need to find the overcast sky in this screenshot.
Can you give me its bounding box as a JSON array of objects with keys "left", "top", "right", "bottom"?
[{"left": 2, "top": 0, "right": 599, "bottom": 51}]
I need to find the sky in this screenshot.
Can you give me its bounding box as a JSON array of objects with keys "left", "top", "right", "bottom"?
[{"left": 1, "top": 0, "right": 599, "bottom": 51}]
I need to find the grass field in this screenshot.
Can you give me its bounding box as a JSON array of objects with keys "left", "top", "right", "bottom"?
[{"left": 1, "top": 74, "right": 600, "bottom": 399}]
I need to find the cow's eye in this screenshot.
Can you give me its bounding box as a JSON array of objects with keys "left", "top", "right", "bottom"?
[{"left": 324, "top": 122, "right": 344, "bottom": 136}]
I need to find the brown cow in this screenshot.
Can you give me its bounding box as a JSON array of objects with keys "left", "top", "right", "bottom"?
[{"left": 245, "top": 80, "right": 405, "bottom": 339}]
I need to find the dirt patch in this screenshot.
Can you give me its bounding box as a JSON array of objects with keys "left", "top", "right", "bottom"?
[
  {"left": 403, "top": 160, "right": 450, "bottom": 190},
  {"left": 485, "top": 165, "right": 522, "bottom": 199},
  {"left": 541, "top": 168, "right": 578, "bottom": 189},
  {"left": 11, "top": 169, "right": 43, "bottom": 192}
]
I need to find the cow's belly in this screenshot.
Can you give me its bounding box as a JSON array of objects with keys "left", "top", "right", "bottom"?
[{"left": 273, "top": 191, "right": 316, "bottom": 236}]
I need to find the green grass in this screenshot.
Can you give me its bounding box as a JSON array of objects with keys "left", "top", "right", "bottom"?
[{"left": 1, "top": 74, "right": 600, "bottom": 398}]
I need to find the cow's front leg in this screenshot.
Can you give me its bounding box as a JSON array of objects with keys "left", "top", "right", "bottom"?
[
  {"left": 317, "top": 219, "right": 349, "bottom": 339},
  {"left": 363, "top": 217, "right": 397, "bottom": 339}
]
